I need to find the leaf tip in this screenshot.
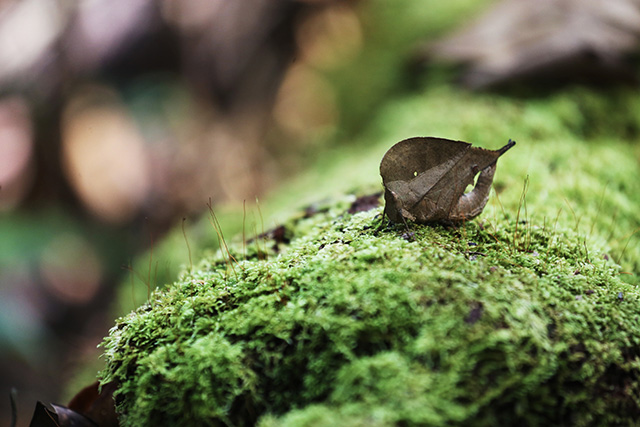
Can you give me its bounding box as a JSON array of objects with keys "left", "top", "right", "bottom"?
[{"left": 499, "top": 139, "right": 516, "bottom": 155}]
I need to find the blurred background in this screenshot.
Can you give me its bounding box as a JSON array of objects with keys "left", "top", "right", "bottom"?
[{"left": 1, "top": 0, "right": 639, "bottom": 424}]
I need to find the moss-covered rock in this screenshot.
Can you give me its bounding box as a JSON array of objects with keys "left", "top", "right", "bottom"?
[
  {"left": 100, "top": 189, "right": 640, "bottom": 425},
  {"left": 96, "top": 1, "right": 640, "bottom": 423},
  {"left": 98, "top": 79, "right": 640, "bottom": 427},
  {"left": 97, "top": 78, "right": 640, "bottom": 425}
]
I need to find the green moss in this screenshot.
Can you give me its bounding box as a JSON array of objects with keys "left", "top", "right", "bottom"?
[
  {"left": 99, "top": 77, "right": 640, "bottom": 425},
  {"left": 95, "top": 1, "right": 640, "bottom": 422},
  {"left": 111, "top": 12, "right": 640, "bottom": 314},
  {"left": 99, "top": 80, "right": 640, "bottom": 426},
  {"left": 100, "top": 192, "right": 640, "bottom": 425}
]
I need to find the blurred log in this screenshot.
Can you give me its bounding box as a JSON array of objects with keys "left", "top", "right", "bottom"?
[{"left": 421, "top": 0, "right": 640, "bottom": 88}]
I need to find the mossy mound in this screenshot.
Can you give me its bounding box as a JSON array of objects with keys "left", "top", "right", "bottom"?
[
  {"left": 97, "top": 2, "right": 640, "bottom": 422},
  {"left": 101, "top": 195, "right": 640, "bottom": 426}
]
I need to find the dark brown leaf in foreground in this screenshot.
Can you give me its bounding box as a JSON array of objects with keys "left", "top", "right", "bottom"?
[
  {"left": 28, "top": 381, "right": 118, "bottom": 427},
  {"left": 380, "top": 137, "right": 514, "bottom": 224},
  {"left": 67, "top": 381, "right": 119, "bottom": 427},
  {"left": 29, "top": 401, "right": 96, "bottom": 427}
]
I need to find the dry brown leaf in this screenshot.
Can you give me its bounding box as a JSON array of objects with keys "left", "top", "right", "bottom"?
[{"left": 380, "top": 137, "right": 515, "bottom": 224}]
